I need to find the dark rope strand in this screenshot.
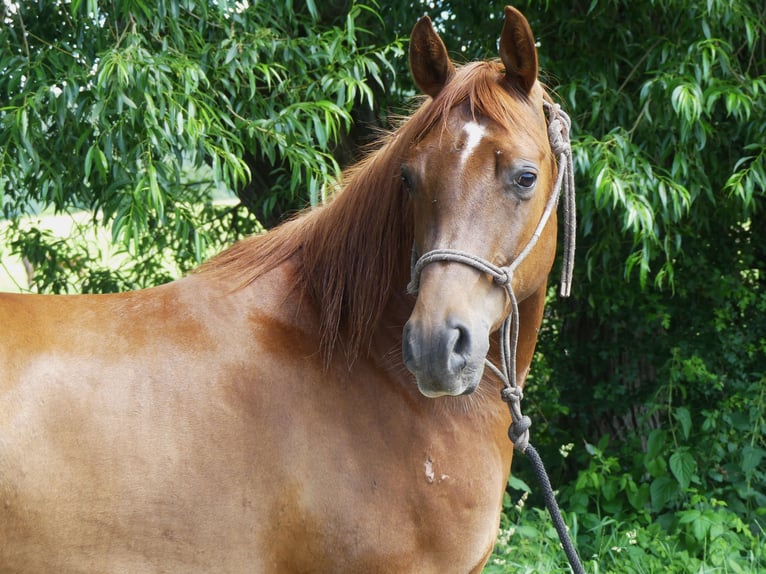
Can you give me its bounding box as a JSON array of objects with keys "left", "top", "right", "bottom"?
[{"left": 525, "top": 444, "right": 586, "bottom": 574}]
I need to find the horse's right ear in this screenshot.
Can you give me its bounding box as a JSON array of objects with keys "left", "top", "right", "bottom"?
[{"left": 409, "top": 15, "right": 455, "bottom": 99}]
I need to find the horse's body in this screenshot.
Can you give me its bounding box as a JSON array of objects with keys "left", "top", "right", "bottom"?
[
  {"left": 0, "top": 7, "right": 564, "bottom": 572},
  {"left": 1, "top": 270, "right": 515, "bottom": 572}
]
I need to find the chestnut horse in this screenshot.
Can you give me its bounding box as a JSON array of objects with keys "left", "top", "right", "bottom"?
[{"left": 0, "top": 7, "right": 571, "bottom": 573}]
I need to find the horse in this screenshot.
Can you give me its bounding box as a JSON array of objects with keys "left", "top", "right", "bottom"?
[{"left": 0, "top": 6, "right": 572, "bottom": 573}]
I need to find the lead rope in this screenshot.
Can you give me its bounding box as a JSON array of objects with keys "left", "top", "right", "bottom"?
[{"left": 408, "top": 102, "right": 585, "bottom": 574}]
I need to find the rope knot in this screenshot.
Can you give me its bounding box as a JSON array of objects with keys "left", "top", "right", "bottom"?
[
  {"left": 544, "top": 102, "right": 571, "bottom": 157},
  {"left": 508, "top": 415, "right": 532, "bottom": 452},
  {"left": 493, "top": 268, "right": 512, "bottom": 287},
  {"left": 547, "top": 120, "right": 569, "bottom": 157},
  {"left": 501, "top": 386, "right": 523, "bottom": 404}
]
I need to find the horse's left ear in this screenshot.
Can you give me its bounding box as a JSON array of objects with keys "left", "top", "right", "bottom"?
[
  {"left": 409, "top": 15, "right": 455, "bottom": 98},
  {"left": 499, "top": 6, "right": 538, "bottom": 95}
]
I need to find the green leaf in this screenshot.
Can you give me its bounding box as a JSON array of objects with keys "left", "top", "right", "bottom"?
[
  {"left": 650, "top": 475, "right": 678, "bottom": 512},
  {"left": 601, "top": 478, "right": 618, "bottom": 501},
  {"left": 305, "top": 0, "right": 318, "bottom": 21},
  {"left": 508, "top": 474, "right": 531, "bottom": 493},
  {"left": 224, "top": 42, "right": 239, "bottom": 66},
  {"left": 71, "top": 0, "right": 83, "bottom": 18},
  {"left": 84, "top": 144, "right": 95, "bottom": 180},
  {"left": 669, "top": 449, "right": 696, "bottom": 490},
  {"left": 626, "top": 483, "right": 650, "bottom": 511},
  {"left": 673, "top": 407, "right": 692, "bottom": 440},
  {"left": 678, "top": 508, "right": 701, "bottom": 524},
  {"left": 646, "top": 429, "right": 667, "bottom": 460},
  {"left": 741, "top": 446, "right": 764, "bottom": 475}
]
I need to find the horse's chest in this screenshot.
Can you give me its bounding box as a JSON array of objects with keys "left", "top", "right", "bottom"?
[{"left": 251, "top": 390, "right": 509, "bottom": 572}]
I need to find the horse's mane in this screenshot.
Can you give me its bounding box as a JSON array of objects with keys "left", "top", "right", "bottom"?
[{"left": 197, "top": 60, "right": 546, "bottom": 365}]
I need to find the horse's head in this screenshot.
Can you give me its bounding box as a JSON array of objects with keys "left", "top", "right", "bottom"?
[{"left": 402, "top": 7, "right": 561, "bottom": 398}]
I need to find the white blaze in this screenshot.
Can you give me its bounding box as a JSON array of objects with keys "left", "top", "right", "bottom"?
[{"left": 460, "top": 122, "right": 487, "bottom": 167}]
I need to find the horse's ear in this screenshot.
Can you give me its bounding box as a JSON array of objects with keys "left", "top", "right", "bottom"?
[
  {"left": 409, "top": 15, "right": 455, "bottom": 99},
  {"left": 499, "top": 6, "right": 538, "bottom": 95}
]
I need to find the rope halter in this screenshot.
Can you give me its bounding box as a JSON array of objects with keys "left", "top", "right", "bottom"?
[{"left": 407, "top": 101, "right": 576, "bottom": 452}]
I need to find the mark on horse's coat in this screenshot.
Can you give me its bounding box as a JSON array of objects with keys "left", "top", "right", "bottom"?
[
  {"left": 425, "top": 457, "right": 435, "bottom": 483},
  {"left": 424, "top": 457, "right": 449, "bottom": 484},
  {"left": 460, "top": 121, "right": 487, "bottom": 167}
]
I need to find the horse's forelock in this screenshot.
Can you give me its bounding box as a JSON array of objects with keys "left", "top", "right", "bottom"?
[{"left": 408, "top": 61, "right": 549, "bottom": 154}]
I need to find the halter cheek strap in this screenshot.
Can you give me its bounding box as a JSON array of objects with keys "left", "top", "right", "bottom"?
[{"left": 407, "top": 101, "right": 576, "bottom": 452}]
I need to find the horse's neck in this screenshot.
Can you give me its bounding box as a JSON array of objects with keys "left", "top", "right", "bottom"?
[{"left": 299, "top": 155, "right": 413, "bottom": 366}]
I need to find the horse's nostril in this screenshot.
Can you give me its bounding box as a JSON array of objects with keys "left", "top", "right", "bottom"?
[
  {"left": 447, "top": 323, "right": 471, "bottom": 374},
  {"left": 452, "top": 324, "right": 471, "bottom": 357}
]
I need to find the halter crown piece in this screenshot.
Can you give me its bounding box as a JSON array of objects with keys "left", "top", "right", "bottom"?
[{"left": 407, "top": 100, "right": 576, "bottom": 453}]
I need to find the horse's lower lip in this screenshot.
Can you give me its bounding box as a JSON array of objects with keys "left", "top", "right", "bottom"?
[
  {"left": 415, "top": 381, "right": 479, "bottom": 398},
  {"left": 417, "top": 386, "right": 455, "bottom": 398},
  {"left": 413, "top": 365, "right": 484, "bottom": 398}
]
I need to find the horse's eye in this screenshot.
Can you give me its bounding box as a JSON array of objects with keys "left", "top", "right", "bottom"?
[
  {"left": 502, "top": 161, "right": 539, "bottom": 198},
  {"left": 516, "top": 171, "right": 537, "bottom": 189}
]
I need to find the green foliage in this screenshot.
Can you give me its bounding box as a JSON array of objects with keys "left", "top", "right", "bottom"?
[
  {"left": 0, "top": 0, "right": 402, "bottom": 273},
  {"left": 516, "top": 259, "right": 766, "bottom": 569},
  {"left": 0, "top": 201, "right": 261, "bottom": 292},
  {"left": 519, "top": 0, "right": 765, "bottom": 289},
  {"left": 488, "top": 458, "right": 766, "bottom": 573},
  {"left": 509, "top": 262, "right": 766, "bottom": 570}
]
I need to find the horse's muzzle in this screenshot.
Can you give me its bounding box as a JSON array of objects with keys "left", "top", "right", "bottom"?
[{"left": 402, "top": 316, "right": 488, "bottom": 397}]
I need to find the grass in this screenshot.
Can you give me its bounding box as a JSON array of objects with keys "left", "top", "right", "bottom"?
[{"left": 484, "top": 482, "right": 766, "bottom": 573}]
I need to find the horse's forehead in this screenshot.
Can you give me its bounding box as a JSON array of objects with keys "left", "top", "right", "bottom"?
[
  {"left": 459, "top": 121, "right": 487, "bottom": 167},
  {"left": 439, "top": 107, "right": 544, "bottom": 162}
]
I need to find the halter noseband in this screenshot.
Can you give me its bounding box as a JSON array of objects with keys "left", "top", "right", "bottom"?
[{"left": 407, "top": 101, "right": 576, "bottom": 453}]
